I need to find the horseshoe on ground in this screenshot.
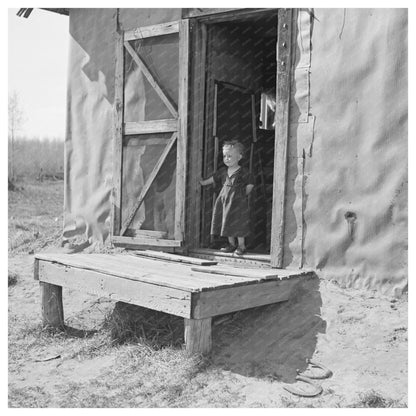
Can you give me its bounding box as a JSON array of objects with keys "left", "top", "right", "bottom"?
[
  {"left": 301, "top": 358, "right": 333, "bottom": 379},
  {"left": 283, "top": 375, "right": 323, "bottom": 397}
]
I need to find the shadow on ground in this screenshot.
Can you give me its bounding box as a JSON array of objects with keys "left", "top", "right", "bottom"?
[
  {"left": 62, "top": 326, "right": 98, "bottom": 338},
  {"left": 95, "top": 276, "right": 325, "bottom": 384},
  {"left": 211, "top": 277, "right": 326, "bottom": 383}
]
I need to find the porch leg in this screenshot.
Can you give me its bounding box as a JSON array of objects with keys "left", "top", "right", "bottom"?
[
  {"left": 40, "top": 282, "right": 64, "bottom": 328},
  {"left": 184, "top": 317, "right": 212, "bottom": 354}
]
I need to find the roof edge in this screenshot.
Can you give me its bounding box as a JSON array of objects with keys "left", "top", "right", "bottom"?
[
  {"left": 41, "top": 8, "right": 70, "bottom": 16},
  {"left": 17, "top": 8, "right": 69, "bottom": 18}
]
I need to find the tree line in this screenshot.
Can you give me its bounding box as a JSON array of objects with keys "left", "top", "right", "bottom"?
[
  {"left": 9, "top": 91, "right": 64, "bottom": 181},
  {"left": 8, "top": 137, "right": 64, "bottom": 180}
]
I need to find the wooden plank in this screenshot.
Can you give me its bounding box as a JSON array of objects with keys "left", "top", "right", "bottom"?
[
  {"left": 271, "top": 9, "right": 293, "bottom": 268},
  {"left": 192, "top": 278, "right": 300, "bottom": 319},
  {"left": 182, "top": 8, "right": 239, "bottom": 18},
  {"left": 38, "top": 261, "right": 192, "bottom": 318},
  {"left": 124, "top": 21, "right": 179, "bottom": 41},
  {"left": 203, "top": 74, "right": 214, "bottom": 179},
  {"left": 184, "top": 318, "right": 212, "bottom": 354},
  {"left": 213, "top": 83, "right": 218, "bottom": 138},
  {"left": 291, "top": 154, "right": 305, "bottom": 268},
  {"left": 34, "top": 258, "right": 40, "bottom": 280},
  {"left": 251, "top": 94, "right": 257, "bottom": 142},
  {"left": 124, "top": 41, "right": 178, "bottom": 119},
  {"left": 131, "top": 250, "right": 217, "bottom": 266},
  {"left": 175, "top": 19, "right": 190, "bottom": 241},
  {"left": 114, "top": 242, "right": 178, "bottom": 253},
  {"left": 113, "top": 235, "right": 182, "bottom": 248},
  {"left": 191, "top": 265, "right": 282, "bottom": 280},
  {"left": 183, "top": 8, "right": 269, "bottom": 21},
  {"left": 190, "top": 248, "right": 271, "bottom": 263},
  {"left": 112, "top": 29, "right": 125, "bottom": 236},
  {"left": 40, "top": 282, "right": 64, "bottom": 328},
  {"left": 125, "top": 137, "right": 169, "bottom": 147},
  {"left": 35, "top": 253, "right": 261, "bottom": 292},
  {"left": 124, "top": 119, "right": 178, "bottom": 135},
  {"left": 189, "top": 252, "right": 272, "bottom": 268},
  {"left": 133, "top": 230, "right": 168, "bottom": 239},
  {"left": 120, "top": 132, "right": 177, "bottom": 235},
  {"left": 120, "top": 256, "right": 258, "bottom": 289},
  {"left": 192, "top": 265, "right": 313, "bottom": 281},
  {"left": 200, "top": 32, "right": 216, "bottom": 246},
  {"left": 186, "top": 22, "right": 207, "bottom": 249},
  {"left": 219, "top": 81, "right": 252, "bottom": 94}
]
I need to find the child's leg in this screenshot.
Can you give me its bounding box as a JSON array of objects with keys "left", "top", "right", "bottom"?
[
  {"left": 237, "top": 237, "right": 245, "bottom": 249},
  {"left": 234, "top": 237, "right": 246, "bottom": 255},
  {"left": 228, "top": 237, "right": 236, "bottom": 247},
  {"left": 220, "top": 236, "right": 236, "bottom": 252}
]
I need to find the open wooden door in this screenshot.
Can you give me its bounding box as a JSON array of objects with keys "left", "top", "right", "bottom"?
[{"left": 112, "top": 20, "right": 189, "bottom": 250}]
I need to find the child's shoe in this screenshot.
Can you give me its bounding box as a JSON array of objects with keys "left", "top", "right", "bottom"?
[
  {"left": 220, "top": 244, "right": 236, "bottom": 253},
  {"left": 234, "top": 247, "right": 246, "bottom": 256}
]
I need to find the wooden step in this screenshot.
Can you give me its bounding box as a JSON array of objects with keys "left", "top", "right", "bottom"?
[{"left": 34, "top": 252, "right": 315, "bottom": 354}]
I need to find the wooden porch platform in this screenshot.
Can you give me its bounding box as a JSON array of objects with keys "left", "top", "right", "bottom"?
[{"left": 34, "top": 252, "right": 313, "bottom": 354}]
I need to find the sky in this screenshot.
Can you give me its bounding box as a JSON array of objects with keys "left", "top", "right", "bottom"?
[{"left": 8, "top": 8, "right": 69, "bottom": 140}]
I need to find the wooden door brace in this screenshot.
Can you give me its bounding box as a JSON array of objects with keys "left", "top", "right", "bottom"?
[{"left": 124, "top": 41, "right": 179, "bottom": 119}]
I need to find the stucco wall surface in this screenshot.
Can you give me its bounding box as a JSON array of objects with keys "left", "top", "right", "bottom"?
[{"left": 288, "top": 9, "right": 407, "bottom": 295}]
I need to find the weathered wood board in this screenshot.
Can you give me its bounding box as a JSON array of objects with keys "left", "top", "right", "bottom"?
[
  {"left": 184, "top": 318, "right": 212, "bottom": 353},
  {"left": 35, "top": 253, "right": 313, "bottom": 353},
  {"left": 192, "top": 278, "right": 300, "bottom": 319},
  {"left": 191, "top": 265, "right": 312, "bottom": 281},
  {"left": 131, "top": 250, "right": 218, "bottom": 266},
  {"left": 38, "top": 260, "right": 192, "bottom": 318},
  {"left": 35, "top": 253, "right": 257, "bottom": 292}
]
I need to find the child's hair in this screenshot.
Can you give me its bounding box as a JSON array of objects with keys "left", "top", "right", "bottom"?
[{"left": 222, "top": 140, "right": 245, "bottom": 156}]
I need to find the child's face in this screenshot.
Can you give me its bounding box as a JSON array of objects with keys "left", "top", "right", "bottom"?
[{"left": 222, "top": 146, "right": 242, "bottom": 168}]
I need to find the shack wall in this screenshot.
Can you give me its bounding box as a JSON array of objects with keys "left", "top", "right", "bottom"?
[
  {"left": 63, "top": 8, "right": 181, "bottom": 242},
  {"left": 63, "top": 8, "right": 408, "bottom": 295},
  {"left": 64, "top": 9, "right": 116, "bottom": 242},
  {"left": 286, "top": 8, "right": 407, "bottom": 295}
]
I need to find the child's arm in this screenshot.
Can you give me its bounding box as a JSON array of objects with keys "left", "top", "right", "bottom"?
[
  {"left": 200, "top": 176, "right": 214, "bottom": 186},
  {"left": 246, "top": 184, "right": 254, "bottom": 195}
]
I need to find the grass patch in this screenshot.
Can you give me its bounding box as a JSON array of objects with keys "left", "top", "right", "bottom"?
[
  {"left": 8, "top": 271, "right": 18, "bottom": 286},
  {"left": 8, "top": 312, "right": 111, "bottom": 371},
  {"left": 349, "top": 390, "right": 407, "bottom": 408},
  {"left": 8, "top": 180, "right": 64, "bottom": 255},
  {"left": 9, "top": 385, "right": 52, "bottom": 408},
  {"left": 56, "top": 346, "right": 236, "bottom": 408},
  {"left": 8, "top": 304, "right": 246, "bottom": 408},
  {"left": 104, "top": 302, "right": 184, "bottom": 349}
]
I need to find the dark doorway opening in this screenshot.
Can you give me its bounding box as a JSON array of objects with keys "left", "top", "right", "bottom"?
[{"left": 200, "top": 11, "right": 278, "bottom": 255}]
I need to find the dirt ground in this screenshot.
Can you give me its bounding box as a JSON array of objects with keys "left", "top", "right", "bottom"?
[
  {"left": 8, "top": 181, "right": 408, "bottom": 408},
  {"left": 8, "top": 253, "right": 408, "bottom": 408}
]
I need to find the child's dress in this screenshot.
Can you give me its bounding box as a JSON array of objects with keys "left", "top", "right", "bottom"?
[{"left": 211, "top": 166, "right": 255, "bottom": 238}]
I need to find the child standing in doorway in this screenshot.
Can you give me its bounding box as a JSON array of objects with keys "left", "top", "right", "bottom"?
[{"left": 200, "top": 140, "right": 254, "bottom": 255}]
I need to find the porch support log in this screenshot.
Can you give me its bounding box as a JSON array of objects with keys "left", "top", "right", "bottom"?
[
  {"left": 40, "top": 282, "right": 64, "bottom": 328},
  {"left": 184, "top": 317, "right": 212, "bottom": 354}
]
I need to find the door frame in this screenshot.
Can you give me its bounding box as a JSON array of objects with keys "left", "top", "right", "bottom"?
[{"left": 186, "top": 8, "right": 293, "bottom": 267}]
